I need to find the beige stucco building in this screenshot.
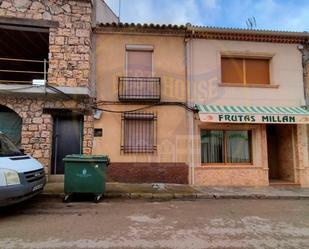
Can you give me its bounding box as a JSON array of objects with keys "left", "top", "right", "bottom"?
[
  {"left": 2, "top": 0, "right": 308, "bottom": 188},
  {"left": 94, "top": 23, "right": 190, "bottom": 183},
  {"left": 186, "top": 27, "right": 309, "bottom": 187},
  {"left": 94, "top": 24, "right": 309, "bottom": 187}
]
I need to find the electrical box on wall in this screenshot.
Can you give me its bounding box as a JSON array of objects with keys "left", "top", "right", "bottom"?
[
  {"left": 94, "top": 109, "right": 103, "bottom": 120},
  {"left": 94, "top": 128, "right": 103, "bottom": 137}
]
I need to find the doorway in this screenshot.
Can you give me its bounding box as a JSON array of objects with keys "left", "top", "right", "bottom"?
[
  {"left": 267, "top": 125, "right": 295, "bottom": 183},
  {"left": 0, "top": 105, "right": 22, "bottom": 147},
  {"left": 51, "top": 114, "right": 83, "bottom": 174}
]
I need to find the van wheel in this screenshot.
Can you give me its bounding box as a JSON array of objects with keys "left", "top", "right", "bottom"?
[{"left": 63, "top": 195, "right": 71, "bottom": 203}]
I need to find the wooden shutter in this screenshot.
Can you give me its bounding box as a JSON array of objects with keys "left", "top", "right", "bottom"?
[
  {"left": 221, "top": 58, "right": 244, "bottom": 84},
  {"left": 245, "top": 58, "right": 270, "bottom": 84}
]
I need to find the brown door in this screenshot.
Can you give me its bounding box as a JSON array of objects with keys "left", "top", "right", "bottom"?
[{"left": 267, "top": 125, "right": 279, "bottom": 179}]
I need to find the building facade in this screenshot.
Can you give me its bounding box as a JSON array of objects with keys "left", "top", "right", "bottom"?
[
  {"left": 0, "top": 1, "right": 308, "bottom": 187},
  {"left": 186, "top": 27, "right": 309, "bottom": 187},
  {"left": 0, "top": 0, "right": 117, "bottom": 177},
  {"left": 93, "top": 23, "right": 191, "bottom": 183}
]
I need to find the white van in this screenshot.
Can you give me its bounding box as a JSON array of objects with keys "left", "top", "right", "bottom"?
[{"left": 0, "top": 131, "right": 46, "bottom": 207}]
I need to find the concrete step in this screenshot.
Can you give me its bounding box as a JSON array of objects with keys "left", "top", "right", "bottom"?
[
  {"left": 48, "top": 175, "right": 64, "bottom": 183},
  {"left": 269, "top": 180, "right": 300, "bottom": 188}
]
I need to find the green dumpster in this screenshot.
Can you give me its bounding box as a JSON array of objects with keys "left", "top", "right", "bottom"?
[{"left": 63, "top": 154, "right": 110, "bottom": 202}]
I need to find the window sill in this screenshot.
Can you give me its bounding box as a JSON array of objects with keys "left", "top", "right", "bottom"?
[
  {"left": 218, "top": 83, "right": 279, "bottom": 88},
  {"left": 198, "top": 164, "right": 260, "bottom": 169}
]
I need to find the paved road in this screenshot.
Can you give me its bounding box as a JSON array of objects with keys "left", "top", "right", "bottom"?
[{"left": 0, "top": 197, "right": 309, "bottom": 249}]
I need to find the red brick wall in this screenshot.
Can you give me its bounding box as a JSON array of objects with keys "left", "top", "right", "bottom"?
[{"left": 106, "top": 163, "right": 189, "bottom": 184}]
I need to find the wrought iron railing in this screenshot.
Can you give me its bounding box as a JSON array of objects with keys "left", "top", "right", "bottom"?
[
  {"left": 121, "top": 112, "right": 157, "bottom": 153},
  {"left": 118, "top": 76, "right": 161, "bottom": 102}
]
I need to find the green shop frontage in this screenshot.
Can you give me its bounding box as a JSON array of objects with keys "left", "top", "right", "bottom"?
[{"left": 193, "top": 105, "right": 309, "bottom": 187}]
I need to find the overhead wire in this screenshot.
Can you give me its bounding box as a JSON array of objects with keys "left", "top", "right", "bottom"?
[
  {"left": 94, "top": 101, "right": 197, "bottom": 113},
  {"left": 46, "top": 85, "right": 73, "bottom": 100}
]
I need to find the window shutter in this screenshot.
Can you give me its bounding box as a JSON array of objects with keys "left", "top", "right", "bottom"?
[
  {"left": 245, "top": 58, "right": 270, "bottom": 84},
  {"left": 221, "top": 58, "right": 244, "bottom": 84},
  {"left": 127, "top": 50, "right": 152, "bottom": 77}
]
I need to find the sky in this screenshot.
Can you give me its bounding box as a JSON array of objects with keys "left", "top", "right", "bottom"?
[{"left": 105, "top": 0, "right": 309, "bottom": 32}]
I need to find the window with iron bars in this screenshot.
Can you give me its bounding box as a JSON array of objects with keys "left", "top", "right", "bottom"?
[{"left": 121, "top": 112, "right": 157, "bottom": 153}]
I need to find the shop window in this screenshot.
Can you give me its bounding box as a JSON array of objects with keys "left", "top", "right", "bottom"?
[
  {"left": 221, "top": 57, "right": 270, "bottom": 85},
  {"left": 201, "top": 129, "right": 252, "bottom": 164},
  {"left": 121, "top": 112, "right": 157, "bottom": 153}
]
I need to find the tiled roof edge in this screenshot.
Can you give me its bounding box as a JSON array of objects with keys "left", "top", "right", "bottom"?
[
  {"left": 189, "top": 24, "right": 309, "bottom": 38},
  {"left": 95, "top": 22, "right": 309, "bottom": 43},
  {"left": 96, "top": 22, "right": 187, "bottom": 30}
]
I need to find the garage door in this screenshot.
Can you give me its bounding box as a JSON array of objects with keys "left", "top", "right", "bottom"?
[{"left": 0, "top": 105, "right": 22, "bottom": 146}]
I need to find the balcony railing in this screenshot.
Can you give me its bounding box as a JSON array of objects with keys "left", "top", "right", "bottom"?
[
  {"left": 0, "top": 57, "right": 48, "bottom": 84},
  {"left": 118, "top": 77, "right": 161, "bottom": 102}
]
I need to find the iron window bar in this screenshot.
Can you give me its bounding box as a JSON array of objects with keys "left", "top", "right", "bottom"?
[
  {"left": 121, "top": 112, "right": 157, "bottom": 154},
  {"left": 118, "top": 76, "right": 161, "bottom": 102}
]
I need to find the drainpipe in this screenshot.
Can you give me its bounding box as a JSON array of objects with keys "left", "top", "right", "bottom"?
[
  {"left": 298, "top": 42, "right": 309, "bottom": 107},
  {"left": 184, "top": 34, "right": 195, "bottom": 185}
]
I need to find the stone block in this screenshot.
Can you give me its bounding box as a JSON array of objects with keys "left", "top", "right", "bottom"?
[
  {"left": 76, "top": 29, "right": 90, "bottom": 38},
  {"left": 55, "top": 36, "right": 65, "bottom": 45},
  {"left": 13, "top": 0, "right": 31, "bottom": 9},
  {"left": 62, "top": 4, "right": 71, "bottom": 13},
  {"left": 1, "top": 1, "right": 12, "bottom": 8},
  {"left": 28, "top": 125, "right": 39, "bottom": 131},
  {"left": 32, "top": 117, "right": 43, "bottom": 124},
  {"left": 30, "top": 2, "right": 45, "bottom": 11}
]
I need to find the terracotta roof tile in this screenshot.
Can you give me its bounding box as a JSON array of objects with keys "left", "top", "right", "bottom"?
[
  {"left": 95, "top": 22, "right": 309, "bottom": 43},
  {"left": 97, "top": 22, "right": 186, "bottom": 30}
]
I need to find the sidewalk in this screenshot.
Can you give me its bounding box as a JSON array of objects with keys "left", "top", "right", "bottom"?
[{"left": 43, "top": 182, "right": 309, "bottom": 200}]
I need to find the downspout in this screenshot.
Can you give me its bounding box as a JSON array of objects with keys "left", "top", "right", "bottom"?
[
  {"left": 185, "top": 31, "right": 195, "bottom": 185},
  {"left": 190, "top": 38, "right": 195, "bottom": 185},
  {"left": 298, "top": 42, "right": 309, "bottom": 107},
  {"left": 91, "top": 0, "right": 97, "bottom": 99}
]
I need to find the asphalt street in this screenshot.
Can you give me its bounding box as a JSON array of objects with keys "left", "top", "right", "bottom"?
[{"left": 0, "top": 196, "right": 309, "bottom": 249}]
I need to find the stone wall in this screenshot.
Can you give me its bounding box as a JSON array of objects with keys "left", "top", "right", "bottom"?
[
  {"left": 0, "top": 0, "right": 94, "bottom": 175},
  {"left": 0, "top": 0, "right": 93, "bottom": 89},
  {"left": 0, "top": 96, "right": 94, "bottom": 174}
]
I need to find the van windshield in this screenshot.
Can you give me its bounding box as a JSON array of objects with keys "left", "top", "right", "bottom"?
[{"left": 0, "top": 134, "right": 23, "bottom": 157}]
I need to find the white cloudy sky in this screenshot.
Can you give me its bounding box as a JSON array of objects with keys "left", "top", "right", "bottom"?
[{"left": 104, "top": 0, "right": 309, "bottom": 31}]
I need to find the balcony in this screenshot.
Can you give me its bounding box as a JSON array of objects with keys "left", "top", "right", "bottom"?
[
  {"left": 0, "top": 57, "right": 48, "bottom": 85},
  {"left": 0, "top": 26, "right": 49, "bottom": 86},
  {"left": 118, "top": 77, "right": 161, "bottom": 102}
]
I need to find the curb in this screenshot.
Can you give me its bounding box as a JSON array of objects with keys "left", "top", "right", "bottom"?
[{"left": 40, "top": 192, "right": 309, "bottom": 200}]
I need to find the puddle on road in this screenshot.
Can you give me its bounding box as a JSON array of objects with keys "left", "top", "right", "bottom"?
[{"left": 128, "top": 215, "right": 164, "bottom": 223}]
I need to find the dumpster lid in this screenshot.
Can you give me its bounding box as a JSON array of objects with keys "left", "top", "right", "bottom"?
[{"left": 63, "top": 154, "right": 109, "bottom": 162}]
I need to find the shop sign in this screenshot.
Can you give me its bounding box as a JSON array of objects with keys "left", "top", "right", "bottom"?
[{"left": 199, "top": 113, "right": 309, "bottom": 124}]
